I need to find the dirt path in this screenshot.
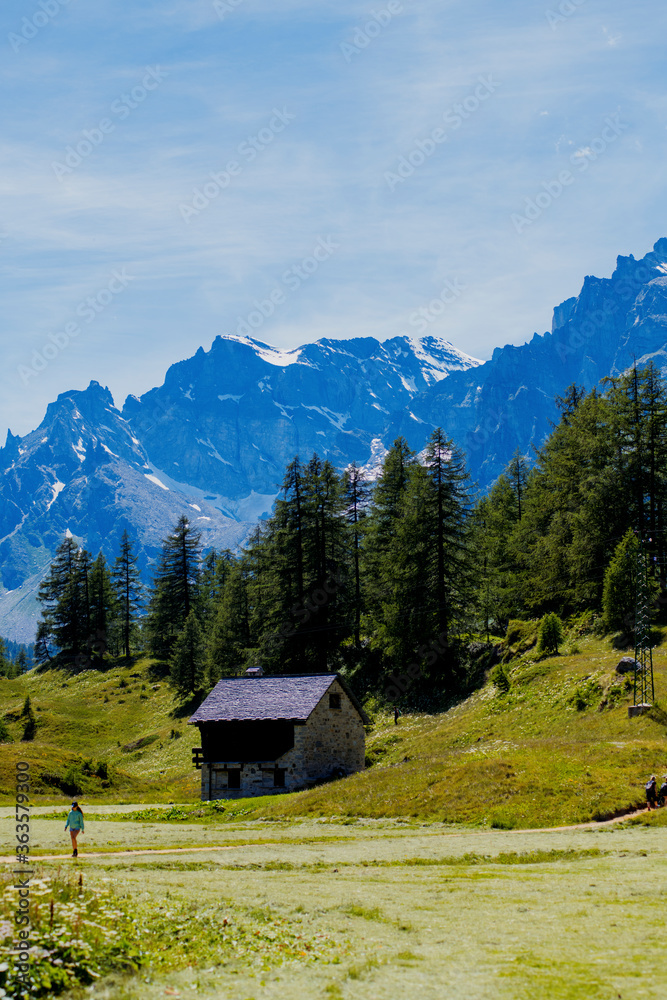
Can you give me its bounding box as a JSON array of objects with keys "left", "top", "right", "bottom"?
[{"left": 0, "top": 807, "right": 650, "bottom": 864}]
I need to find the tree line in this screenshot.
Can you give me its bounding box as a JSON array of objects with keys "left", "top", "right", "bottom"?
[
  {"left": 33, "top": 364, "right": 667, "bottom": 704},
  {"left": 478, "top": 364, "right": 667, "bottom": 635},
  {"left": 0, "top": 637, "right": 33, "bottom": 679}
]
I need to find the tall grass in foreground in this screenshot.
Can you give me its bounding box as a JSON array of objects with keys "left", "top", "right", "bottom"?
[{"left": 0, "top": 869, "right": 341, "bottom": 998}]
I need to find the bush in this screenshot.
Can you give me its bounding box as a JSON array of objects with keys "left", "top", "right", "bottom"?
[
  {"left": 537, "top": 613, "right": 564, "bottom": 656},
  {"left": 61, "top": 765, "right": 85, "bottom": 796},
  {"left": 490, "top": 662, "right": 511, "bottom": 694},
  {"left": 0, "top": 717, "right": 12, "bottom": 743},
  {"left": 501, "top": 620, "right": 539, "bottom": 663},
  {"left": 569, "top": 678, "right": 602, "bottom": 711}
]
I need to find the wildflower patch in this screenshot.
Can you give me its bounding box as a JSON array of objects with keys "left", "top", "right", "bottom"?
[{"left": 0, "top": 870, "right": 342, "bottom": 997}]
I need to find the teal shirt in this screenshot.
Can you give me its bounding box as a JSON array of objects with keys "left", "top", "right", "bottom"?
[{"left": 65, "top": 809, "right": 84, "bottom": 832}]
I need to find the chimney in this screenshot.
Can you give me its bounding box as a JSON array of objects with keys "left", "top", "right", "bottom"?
[{"left": 245, "top": 666, "right": 264, "bottom": 678}]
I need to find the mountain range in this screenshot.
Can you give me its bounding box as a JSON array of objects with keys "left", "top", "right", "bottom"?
[{"left": 2, "top": 238, "right": 667, "bottom": 642}]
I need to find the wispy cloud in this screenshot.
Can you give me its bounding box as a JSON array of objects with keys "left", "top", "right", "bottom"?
[{"left": 1, "top": 0, "right": 666, "bottom": 434}]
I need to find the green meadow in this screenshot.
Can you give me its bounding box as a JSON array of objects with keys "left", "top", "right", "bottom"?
[
  {"left": 1, "top": 627, "right": 667, "bottom": 997},
  {"left": 1, "top": 813, "right": 667, "bottom": 999}
]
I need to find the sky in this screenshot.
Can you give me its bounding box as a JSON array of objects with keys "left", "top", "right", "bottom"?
[{"left": 1, "top": 0, "right": 666, "bottom": 437}]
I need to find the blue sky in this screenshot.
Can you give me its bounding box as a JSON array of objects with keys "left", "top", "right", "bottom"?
[{"left": 1, "top": 0, "right": 665, "bottom": 436}]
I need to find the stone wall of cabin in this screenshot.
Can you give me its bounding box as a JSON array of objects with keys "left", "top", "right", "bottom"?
[{"left": 199, "top": 679, "right": 366, "bottom": 800}]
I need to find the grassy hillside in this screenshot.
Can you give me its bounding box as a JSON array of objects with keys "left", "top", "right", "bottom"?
[
  {"left": 255, "top": 629, "right": 667, "bottom": 828},
  {"left": 0, "top": 658, "right": 199, "bottom": 802},
  {"left": 1, "top": 628, "right": 667, "bottom": 827}
]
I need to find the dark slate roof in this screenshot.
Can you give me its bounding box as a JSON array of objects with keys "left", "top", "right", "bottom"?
[{"left": 189, "top": 673, "right": 368, "bottom": 724}]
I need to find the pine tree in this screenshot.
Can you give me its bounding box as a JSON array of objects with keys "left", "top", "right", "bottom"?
[
  {"left": 342, "top": 462, "right": 370, "bottom": 648},
  {"left": 602, "top": 530, "right": 639, "bottom": 634},
  {"left": 112, "top": 530, "right": 144, "bottom": 659},
  {"left": 170, "top": 609, "right": 206, "bottom": 696},
  {"left": 246, "top": 455, "right": 351, "bottom": 673},
  {"left": 147, "top": 516, "right": 202, "bottom": 660},
  {"left": 206, "top": 559, "right": 250, "bottom": 683},
  {"left": 368, "top": 431, "right": 476, "bottom": 694},
  {"left": 474, "top": 468, "right": 526, "bottom": 634},
  {"left": 507, "top": 449, "right": 529, "bottom": 521},
  {"left": 89, "top": 553, "right": 115, "bottom": 662},
  {"left": 36, "top": 536, "right": 93, "bottom": 662},
  {"left": 34, "top": 621, "right": 53, "bottom": 667},
  {"left": 362, "top": 438, "right": 416, "bottom": 618},
  {"left": 537, "top": 612, "right": 564, "bottom": 655},
  {"left": 0, "top": 637, "right": 16, "bottom": 678},
  {"left": 21, "top": 694, "right": 36, "bottom": 741}
]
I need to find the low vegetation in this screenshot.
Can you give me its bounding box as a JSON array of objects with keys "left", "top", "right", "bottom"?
[
  {"left": 0, "top": 868, "right": 342, "bottom": 999},
  {"left": 2, "top": 819, "right": 667, "bottom": 999}
]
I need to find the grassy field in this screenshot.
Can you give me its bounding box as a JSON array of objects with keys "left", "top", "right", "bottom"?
[{"left": 2, "top": 811, "right": 667, "bottom": 999}]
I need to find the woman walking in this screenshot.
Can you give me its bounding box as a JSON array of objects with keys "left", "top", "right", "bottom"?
[{"left": 65, "top": 801, "right": 84, "bottom": 857}]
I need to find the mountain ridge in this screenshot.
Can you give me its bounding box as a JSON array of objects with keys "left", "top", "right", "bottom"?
[
  {"left": 3, "top": 241, "right": 667, "bottom": 642},
  {"left": 0, "top": 334, "right": 477, "bottom": 641}
]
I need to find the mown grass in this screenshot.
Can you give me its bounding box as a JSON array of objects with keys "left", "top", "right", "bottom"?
[{"left": 5, "top": 819, "right": 666, "bottom": 1000}]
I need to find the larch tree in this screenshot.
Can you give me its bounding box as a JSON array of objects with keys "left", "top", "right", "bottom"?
[{"left": 112, "top": 530, "right": 144, "bottom": 659}]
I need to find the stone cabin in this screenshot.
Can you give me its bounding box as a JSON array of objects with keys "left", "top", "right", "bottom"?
[{"left": 188, "top": 669, "right": 369, "bottom": 800}]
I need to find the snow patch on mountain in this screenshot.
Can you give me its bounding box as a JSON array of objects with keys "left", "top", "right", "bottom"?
[{"left": 144, "top": 473, "right": 170, "bottom": 491}]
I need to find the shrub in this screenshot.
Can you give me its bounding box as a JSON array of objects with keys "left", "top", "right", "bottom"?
[
  {"left": 490, "top": 662, "right": 511, "bottom": 694},
  {"left": 501, "top": 620, "right": 539, "bottom": 663},
  {"left": 537, "top": 613, "right": 564, "bottom": 656},
  {"left": 0, "top": 717, "right": 12, "bottom": 743},
  {"left": 61, "top": 765, "right": 85, "bottom": 796},
  {"left": 568, "top": 678, "right": 602, "bottom": 711}
]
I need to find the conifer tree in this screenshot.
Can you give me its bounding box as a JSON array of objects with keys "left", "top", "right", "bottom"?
[
  {"left": 170, "top": 609, "right": 206, "bottom": 696},
  {"left": 0, "top": 637, "right": 15, "bottom": 678},
  {"left": 20, "top": 694, "right": 36, "bottom": 741},
  {"left": 342, "top": 462, "right": 370, "bottom": 648},
  {"left": 112, "top": 530, "right": 144, "bottom": 659},
  {"left": 362, "top": 438, "right": 416, "bottom": 617},
  {"left": 36, "top": 536, "right": 93, "bottom": 661},
  {"left": 206, "top": 559, "right": 250, "bottom": 683},
  {"left": 34, "top": 621, "right": 53, "bottom": 667},
  {"left": 369, "top": 431, "right": 475, "bottom": 692},
  {"left": 602, "top": 530, "right": 639, "bottom": 634},
  {"left": 537, "top": 612, "right": 564, "bottom": 655},
  {"left": 89, "top": 552, "right": 115, "bottom": 661},
  {"left": 147, "top": 517, "right": 202, "bottom": 660},
  {"left": 507, "top": 449, "right": 529, "bottom": 521}
]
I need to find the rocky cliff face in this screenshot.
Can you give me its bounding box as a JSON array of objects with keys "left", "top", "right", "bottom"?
[
  {"left": 121, "top": 334, "right": 479, "bottom": 506},
  {"left": 404, "top": 239, "right": 667, "bottom": 485}
]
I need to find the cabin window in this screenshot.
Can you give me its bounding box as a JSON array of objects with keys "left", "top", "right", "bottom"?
[
  {"left": 274, "top": 769, "right": 286, "bottom": 788},
  {"left": 329, "top": 693, "right": 341, "bottom": 710},
  {"left": 227, "top": 769, "right": 241, "bottom": 789}
]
